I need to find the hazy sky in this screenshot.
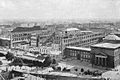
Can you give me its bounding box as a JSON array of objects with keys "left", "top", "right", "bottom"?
[{"left": 0, "top": 0, "right": 120, "bottom": 20}]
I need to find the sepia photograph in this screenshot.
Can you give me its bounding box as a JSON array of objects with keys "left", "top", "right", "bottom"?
[{"left": 0, "top": 0, "right": 120, "bottom": 80}]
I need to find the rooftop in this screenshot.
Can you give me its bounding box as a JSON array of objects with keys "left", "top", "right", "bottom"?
[
  {"left": 49, "top": 51, "right": 61, "bottom": 55},
  {"left": 0, "top": 37, "right": 10, "bottom": 41},
  {"left": 65, "top": 28, "right": 79, "bottom": 31},
  {"left": 17, "top": 55, "right": 45, "bottom": 62},
  {"left": 80, "top": 31, "right": 93, "bottom": 33},
  {"left": 104, "top": 34, "right": 120, "bottom": 40},
  {"left": 66, "top": 46, "right": 91, "bottom": 51},
  {"left": 11, "top": 26, "right": 47, "bottom": 33},
  {"left": 91, "top": 43, "right": 120, "bottom": 49}
]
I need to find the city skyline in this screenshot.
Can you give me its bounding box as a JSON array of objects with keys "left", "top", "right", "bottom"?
[{"left": 0, "top": 0, "right": 120, "bottom": 21}]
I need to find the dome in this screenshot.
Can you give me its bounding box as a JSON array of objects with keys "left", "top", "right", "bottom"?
[{"left": 104, "top": 34, "right": 120, "bottom": 40}]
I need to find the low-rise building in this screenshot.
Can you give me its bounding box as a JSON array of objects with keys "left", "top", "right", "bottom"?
[
  {"left": 0, "top": 37, "right": 11, "bottom": 48},
  {"left": 49, "top": 51, "right": 62, "bottom": 61},
  {"left": 15, "top": 42, "right": 29, "bottom": 51},
  {"left": 64, "top": 46, "right": 91, "bottom": 62},
  {"left": 39, "top": 46, "right": 51, "bottom": 54}
]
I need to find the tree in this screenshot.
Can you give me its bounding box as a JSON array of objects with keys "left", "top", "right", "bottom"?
[
  {"left": 43, "top": 56, "right": 52, "bottom": 67},
  {"left": 52, "top": 59, "right": 56, "bottom": 64},
  {"left": 0, "top": 61, "right": 2, "bottom": 65},
  {"left": 0, "top": 53, "right": 5, "bottom": 57},
  {"left": 63, "top": 67, "right": 67, "bottom": 71},
  {"left": 10, "top": 57, "right": 23, "bottom": 66},
  {"left": 86, "top": 69, "right": 91, "bottom": 75},
  {"left": 77, "top": 54, "right": 80, "bottom": 60},
  {"left": 57, "top": 67, "right": 61, "bottom": 71},
  {"left": 5, "top": 52, "right": 14, "bottom": 61},
  {"left": 98, "top": 37, "right": 103, "bottom": 43},
  {"left": 33, "top": 61, "right": 43, "bottom": 67},
  {"left": 75, "top": 68, "right": 78, "bottom": 71},
  {"left": 52, "top": 66, "right": 56, "bottom": 70},
  {"left": 81, "top": 68, "right": 84, "bottom": 72}
]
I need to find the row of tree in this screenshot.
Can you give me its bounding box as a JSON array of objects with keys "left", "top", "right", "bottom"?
[{"left": 5, "top": 52, "right": 57, "bottom": 67}]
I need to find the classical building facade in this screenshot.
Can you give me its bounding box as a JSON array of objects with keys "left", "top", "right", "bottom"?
[
  {"left": 91, "top": 43, "right": 120, "bottom": 68},
  {"left": 91, "top": 33, "right": 120, "bottom": 68}
]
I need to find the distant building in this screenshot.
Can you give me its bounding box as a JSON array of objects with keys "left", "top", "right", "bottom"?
[
  {"left": 39, "top": 46, "right": 51, "bottom": 54},
  {"left": 49, "top": 51, "right": 62, "bottom": 61},
  {"left": 28, "top": 46, "right": 40, "bottom": 53},
  {"left": 39, "top": 44, "right": 60, "bottom": 54},
  {"left": 0, "top": 37, "right": 11, "bottom": 48},
  {"left": 10, "top": 26, "right": 47, "bottom": 48},
  {"left": 38, "top": 29, "right": 55, "bottom": 46},
  {"left": 30, "top": 33, "right": 39, "bottom": 47}
]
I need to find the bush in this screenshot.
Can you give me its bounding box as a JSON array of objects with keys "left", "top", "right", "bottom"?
[
  {"left": 57, "top": 67, "right": 61, "bottom": 71},
  {"left": 43, "top": 56, "right": 52, "bottom": 67},
  {"left": 63, "top": 67, "right": 67, "bottom": 71},
  {"left": 0, "top": 61, "right": 2, "bottom": 65},
  {"left": 66, "top": 69, "right": 70, "bottom": 72},
  {"left": 81, "top": 68, "right": 84, "bottom": 72},
  {"left": 33, "top": 61, "right": 43, "bottom": 67},
  {"left": 52, "top": 66, "right": 56, "bottom": 70},
  {"left": 75, "top": 69, "right": 78, "bottom": 71},
  {"left": 52, "top": 59, "right": 56, "bottom": 64},
  {"left": 5, "top": 52, "right": 14, "bottom": 61},
  {"left": 10, "top": 57, "right": 23, "bottom": 66}
]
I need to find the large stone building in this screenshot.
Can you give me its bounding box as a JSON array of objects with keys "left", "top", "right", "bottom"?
[
  {"left": 10, "top": 26, "right": 47, "bottom": 48},
  {"left": 91, "top": 34, "right": 120, "bottom": 68},
  {"left": 91, "top": 42, "right": 120, "bottom": 68},
  {"left": 63, "top": 33, "right": 120, "bottom": 68},
  {"left": 54, "top": 28, "right": 106, "bottom": 51}
]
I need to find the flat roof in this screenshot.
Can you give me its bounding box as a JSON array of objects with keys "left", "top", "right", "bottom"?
[
  {"left": 65, "top": 28, "right": 79, "bottom": 31},
  {"left": 66, "top": 46, "right": 91, "bottom": 51},
  {"left": 91, "top": 43, "right": 120, "bottom": 49},
  {"left": 0, "top": 37, "right": 10, "bottom": 40},
  {"left": 17, "top": 55, "right": 45, "bottom": 62},
  {"left": 80, "top": 31, "right": 93, "bottom": 33},
  {"left": 49, "top": 51, "right": 61, "bottom": 55},
  {"left": 11, "top": 26, "right": 47, "bottom": 33}
]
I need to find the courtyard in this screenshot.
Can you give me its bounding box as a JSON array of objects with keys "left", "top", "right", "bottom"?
[{"left": 59, "top": 58, "right": 107, "bottom": 72}]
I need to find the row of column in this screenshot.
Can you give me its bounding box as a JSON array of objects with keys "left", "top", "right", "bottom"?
[{"left": 95, "top": 57, "right": 107, "bottom": 67}]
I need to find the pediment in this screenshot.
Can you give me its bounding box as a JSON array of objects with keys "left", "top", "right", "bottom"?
[{"left": 96, "top": 52, "right": 107, "bottom": 56}]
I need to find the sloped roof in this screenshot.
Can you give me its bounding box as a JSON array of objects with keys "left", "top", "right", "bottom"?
[
  {"left": 11, "top": 26, "right": 47, "bottom": 33},
  {"left": 104, "top": 34, "right": 120, "bottom": 40}
]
